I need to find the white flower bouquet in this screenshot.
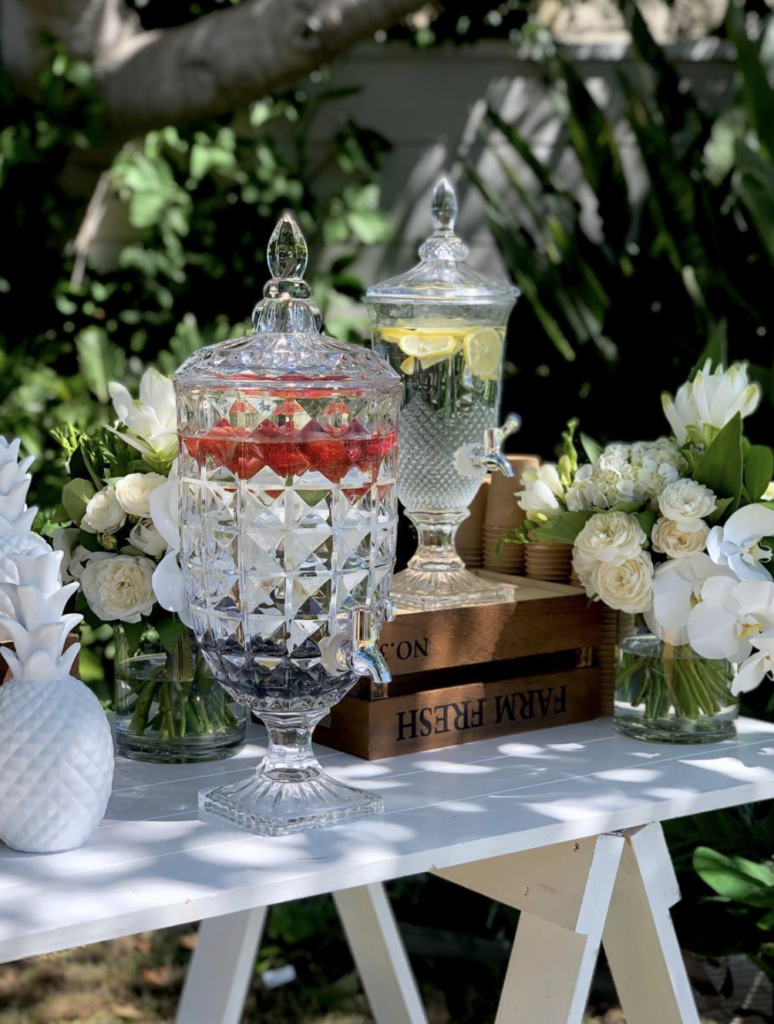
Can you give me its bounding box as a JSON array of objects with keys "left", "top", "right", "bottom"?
[
  {"left": 514, "top": 361, "right": 774, "bottom": 738},
  {"left": 53, "top": 368, "right": 243, "bottom": 759}
]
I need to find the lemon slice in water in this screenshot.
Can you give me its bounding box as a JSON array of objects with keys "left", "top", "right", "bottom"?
[
  {"left": 463, "top": 328, "right": 502, "bottom": 380},
  {"left": 398, "top": 334, "right": 459, "bottom": 366}
]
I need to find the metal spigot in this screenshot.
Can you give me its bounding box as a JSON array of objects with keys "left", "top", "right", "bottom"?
[
  {"left": 350, "top": 606, "right": 391, "bottom": 699},
  {"left": 468, "top": 414, "right": 521, "bottom": 476}
]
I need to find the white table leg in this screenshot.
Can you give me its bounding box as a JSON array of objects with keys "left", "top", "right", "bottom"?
[
  {"left": 175, "top": 906, "right": 267, "bottom": 1024},
  {"left": 603, "top": 823, "right": 701, "bottom": 1024},
  {"left": 434, "top": 833, "right": 626, "bottom": 1024},
  {"left": 333, "top": 882, "right": 428, "bottom": 1024}
]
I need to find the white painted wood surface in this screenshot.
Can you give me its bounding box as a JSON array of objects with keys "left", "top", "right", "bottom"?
[
  {"left": 175, "top": 906, "right": 267, "bottom": 1024},
  {"left": 2, "top": 717, "right": 774, "bottom": 963},
  {"left": 333, "top": 884, "right": 427, "bottom": 1024}
]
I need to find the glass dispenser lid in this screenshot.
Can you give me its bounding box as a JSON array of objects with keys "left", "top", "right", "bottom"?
[
  {"left": 176, "top": 214, "right": 401, "bottom": 392},
  {"left": 365, "top": 177, "right": 519, "bottom": 307}
]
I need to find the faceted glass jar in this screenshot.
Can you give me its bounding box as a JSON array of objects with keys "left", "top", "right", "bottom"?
[
  {"left": 174, "top": 215, "right": 402, "bottom": 836},
  {"left": 366, "top": 178, "right": 519, "bottom": 611}
]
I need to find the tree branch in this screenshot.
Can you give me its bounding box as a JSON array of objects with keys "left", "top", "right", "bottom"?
[{"left": 95, "top": 0, "right": 421, "bottom": 138}]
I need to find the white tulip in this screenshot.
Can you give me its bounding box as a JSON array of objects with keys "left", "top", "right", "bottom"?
[
  {"left": 80, "top": 555, "right": 156, "bottom": 623},
  {"left": 109, "top": 368, "right": 178, "bottom": 467},
  {"left": 517, "top": 464, "right": 566, "bottom": 517},
  {"left": 646, "top": 553, "right": 736, "bottom": 644},
  {"left": 707, "top": 504, "right": 774, "bottom": 581},
  {"left": 658, "top": 479, "right": 716, "bottom": 532},
  {"left": 80, "top": 487, "right": 126, "bottom": 535},
  {"left": 662, "top": 360, "right": 761, "bottom": 447},
  {"left": 688, "top": 576, "right": 774, "bottom": 663}
]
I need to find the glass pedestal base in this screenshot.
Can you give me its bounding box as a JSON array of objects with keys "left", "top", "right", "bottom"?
[
  {"left": 197, "top": 711, "right": 383, "bottom": 836},
  {"left": 391, "top": 565, "right": 513, "bottom": 610},
  {"left": 199, "top": 770, "right": 383, "bottom": 837},
  {"left": 394, "top": 509, "right": 515, "bottom": 610}
]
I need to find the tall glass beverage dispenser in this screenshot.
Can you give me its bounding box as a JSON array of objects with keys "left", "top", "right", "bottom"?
[
  {"left": 366, "top": 178, "right": 520, "bottom": 610},
  {"left": 174, "top": 215, "right": 402, "bottom": 836}
]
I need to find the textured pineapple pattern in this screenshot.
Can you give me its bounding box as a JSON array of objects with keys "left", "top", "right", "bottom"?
[
  {"left": 0, "top": 437, "right": 50, "bottom": 585},
  {"left": 0, "top": 550, "right": 114, "bottom": 854}
]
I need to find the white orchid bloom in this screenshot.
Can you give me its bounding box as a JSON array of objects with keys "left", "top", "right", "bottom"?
[
  {"left": 645, "top": 553, "right": 736, "bottom": 645},
  {"left": 688, "top": 577, "right": 774, "bottom": 664},
  {"left": 662, "top": 360, "right": 761, "bottom": 447},
  {"left": 707, "top": 504, "right": 774, "bottom": 581},
  {"left": 147, "top": 462, "right": 191, "bottom": 628},
  {"left": 108, "top": 368, "right": 178, "bottom": 469},
  {"left": 732, "top": 636, "right": 774, "bottom": 695},
  {"left": 517, "top": 463, "right": 566, "bottom": 517}
]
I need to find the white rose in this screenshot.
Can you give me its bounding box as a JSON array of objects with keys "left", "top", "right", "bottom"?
[
  {"left": 63, "top": 544, "right": 113, "bottom": 582},
  {"left": 129, "top": 519, "right": 168, "bottom": 558},
  {"left": 80, "top": 487, "right": 127, "bottom": 535},
  {"left": 80, "top": 554, "right": 156, "bottom": 623},
  {"left": 596, "top": 553, "right": 654, "bottom": 614},
  {"left": 574, "top": 511, "right": 646, "bottom": 566},
  {"left": 651, "top": 517, "right": 709, "bottom": 559},
  {"left": 115, "top": 472, "right": 167, "bottom": 517},
  {"left": 658, "top": 479, "right": 716, "bottom": 532}
]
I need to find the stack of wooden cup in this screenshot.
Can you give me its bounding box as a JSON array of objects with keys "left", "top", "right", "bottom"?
[
  {"left": 598, "top": 608, "right": 636, "bottom": 713},
  {"left": 482, "top": 455, "right": 539, "bottom": 575},
  {"left": 455, "top": 476, "right": 491, "bottom": 569},
  {"left": 525, "top": 542, "right": 574, "bottom": 583}
]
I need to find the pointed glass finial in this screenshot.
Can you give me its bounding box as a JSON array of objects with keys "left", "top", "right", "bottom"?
[
  {"left": 430, "top": 177, "right": 458, "bottom": 232},
  {"left": 267, "top": 213, "right": 308, "bottom": 280},
  {"left": 419, "top": 176, "right": 469, "bottom": 263}
]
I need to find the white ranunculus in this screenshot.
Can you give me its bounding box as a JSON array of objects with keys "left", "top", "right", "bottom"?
[
  {"left": 80, "top": 487, "right": 127, "bottom": 535},
  {"left": 129, "top": 519, "right": 167, "bottom": 558},
  {"left": 646, "top": 553, "right": 736, "bottom": 644},
  {"left": 80, "top": 554, "right": 156, "bottom": 623},
  {"left": 651, "top": 517, "right": 709, "bottom": 559},
  {"left": 595, "top": 552, "right": 654, "bottom": 614},
  {"left": 688, "top": 576, "right": 774, "bottom": 664},
  {"left": 115, "top": 472, "right": 167, "bottom": 517},
  {"left": 517, "top": 463, "right": 566, "bottom": 517},
  {"left": 109, "top": 368, "right": 177, "bottom": 467},
  {"left": 658, "top": 479, "right": 716, "bottom": 531},
  {"left": 707, "top": 503, "right": 774, "bottom": 581},
  {"left": 662, "top": 360, "right": 761, "bottom": 447},
  {"left": 574, "top": 511, "right": 646, "bottom": 565}
]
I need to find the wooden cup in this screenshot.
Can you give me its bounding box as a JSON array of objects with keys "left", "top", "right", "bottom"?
[
  {"left": 525, "top": 542, "right": 573, "bottom": 583},
  {"left": 455, "top": 476, "right": 491, "bottom": 566},
  {"left": 484, "top": 455, "right": 540, "bottom": 530}
]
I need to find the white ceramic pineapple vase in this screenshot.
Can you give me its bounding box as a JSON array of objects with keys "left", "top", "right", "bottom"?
[
  {"left": 0, "top": 437, "right": 50, "bottom": 583},
  {"left": 0, "top": 552, "right": 114, "bottom": 853}
]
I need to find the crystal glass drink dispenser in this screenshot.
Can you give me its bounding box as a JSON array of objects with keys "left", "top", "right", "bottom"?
[
  {"left": 366, "top": 178, "right": 520, "bottom": 611},
  {"left": 174, "top": 215, "right": 402, "bottom": 836}
]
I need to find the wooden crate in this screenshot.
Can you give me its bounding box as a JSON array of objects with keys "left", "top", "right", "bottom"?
[{"left": 317, "top": 578, "right": 604, "bottom": 759}]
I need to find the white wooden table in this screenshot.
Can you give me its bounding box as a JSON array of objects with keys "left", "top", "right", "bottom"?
[{"left": 3, "top": 717, "right": 774, "bottom": 1024}]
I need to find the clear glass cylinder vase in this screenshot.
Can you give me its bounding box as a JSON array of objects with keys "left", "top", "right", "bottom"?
[
  {"left": 614, "top": 619, "right": 738, "bottom": 744},
  {"left": 114, "top": 624, "right": 247, "bottom": 763}
]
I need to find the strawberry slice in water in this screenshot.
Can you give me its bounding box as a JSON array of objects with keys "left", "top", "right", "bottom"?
[
  {"left": 298, "top": 421, "right": 350, "bottom": 483},
  {"left": 344, "top": 420, "right": 396, "bottom": 475},
  {"left": 254, "top": 420, "right": 309, "bottom": 478}
]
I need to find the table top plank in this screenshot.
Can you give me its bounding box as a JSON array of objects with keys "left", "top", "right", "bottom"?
[{"left": 2, "top": 717, "right": 774, "bottom": 963}]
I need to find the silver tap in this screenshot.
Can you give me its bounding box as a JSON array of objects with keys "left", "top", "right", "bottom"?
[
  {"left": 351, "top": 606, "right": 392, "bottom": 698},
  {"left": 468, "top": 413, "right": 521, "bottom": 476}
]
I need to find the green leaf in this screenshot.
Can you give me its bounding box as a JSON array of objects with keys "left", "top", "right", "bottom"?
[
  {"left": 580, "top": 433, "right": 603, "bottom": 465},
  {"left": 708, "top": 496, "right": 734, "bottom": 527},
  {"left": 119, "top": 620, "right": 146, "bottom": 658},
  {"left": 61, "top": 478, "right": 95, "bottom": 524},
  {"left": 693, "top": 414, "right": 743, "bottom": 515},
  {"left": 156, "top": 614, "right": 187, "bottom": 655},
  {"left": 76, "top": 327, "right": 127, "bottom": 404},
  {"left": 532, "top": 511, "right": 595, "bottom": 545},
  {"left": 635, "top": 509, "right": 657, "bottom": 538},
  {"left": 694, "top": 846, "right": 774, "bottom": 907},
  {"left": 745, "top": 445, "right": 774, "bottom": 502}
]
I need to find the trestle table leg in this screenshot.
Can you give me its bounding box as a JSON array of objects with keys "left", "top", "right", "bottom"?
[
  {"left": 175, "top": 906, "right": 267, "bottom": 1024},
  {"left": 334, "top": 882, "right": 428, "bottom": 1024},
  {"left": 434, "top": 833, "right": 626, "bottom": 1024},
  {"left": 603, "top": 823, "right": 701, "bottom": 1024}
]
